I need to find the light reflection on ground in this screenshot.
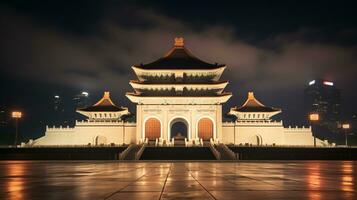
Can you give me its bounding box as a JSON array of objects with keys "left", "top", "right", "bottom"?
[{"left": 0, "top": 161, "right": 355, "bottom": 199}]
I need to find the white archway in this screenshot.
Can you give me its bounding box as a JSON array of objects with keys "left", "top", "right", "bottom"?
[
  {"left": 248, "top": 135, "right": 263, "bottom": 146},
  {"left": 168, "top": 116, "right": 191, "bottom": 140},
  {"left": 143, "top": 116, "right": 163, "bottom": 140},
  {"left": 196, "top": 116, "right": 216, "bottom": 140},
  {"left": 95, "top": 135, "right": 107, "bottom": 145}
]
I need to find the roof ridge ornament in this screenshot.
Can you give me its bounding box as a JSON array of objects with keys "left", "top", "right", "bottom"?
[
  {"left": 248, "top": 92, "right": 255, "bottom": 100},
  {"left": 174, "top": 37, "right": 184, "bottom": 47},
  {"left": 103, "top": 91, "right": 110, "bottom": 99},
  {"left": 242, "top": 91, "right": 265, "bottom": 107},
  {"left": 93, "top": 91, "right": 115, "bottom": 106}
]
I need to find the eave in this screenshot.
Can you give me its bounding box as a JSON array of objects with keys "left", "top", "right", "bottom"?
[
  {"left": 126, "top": 92, "right": 232, "bottom": 105},
  {"left": 132, "top": 66, "right": 226, "bottom": 82}
]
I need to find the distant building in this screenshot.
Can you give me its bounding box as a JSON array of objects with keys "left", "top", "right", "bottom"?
[
  {"left": 304, "top": 79, "right": 341, "bottom": 138},
  {"left": 0, "top": 109, "right": 7, "bottom": 128},
  {"left": 0, "top": 109, "right": 13, "bottom": 144},
  {"left": 53, "top": 95, "right": 63, "bottom": 112},
  {"left": 72, "top": 92, "right": 90, "bottom": 109},
  {"left": 52, "top": 95, "right": 65, "bottom": 125}
]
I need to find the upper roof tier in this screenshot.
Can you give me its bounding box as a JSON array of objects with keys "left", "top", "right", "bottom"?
[{"left": 134, "top": 37, "right": 225, "bottom": 70}]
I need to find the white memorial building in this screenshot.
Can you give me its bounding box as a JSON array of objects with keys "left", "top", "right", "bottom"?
[{"left": 33, "top": 38, "right": 328, "bottom": 146}]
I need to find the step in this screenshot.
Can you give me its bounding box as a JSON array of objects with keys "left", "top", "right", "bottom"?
[{"left": 140, "top": 147, "right": 216, "bottom": 160}]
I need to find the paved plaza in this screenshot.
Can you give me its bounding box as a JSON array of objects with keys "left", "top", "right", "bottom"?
[{"left": 0, "top": 161, "right": 356, "bottom": 199}]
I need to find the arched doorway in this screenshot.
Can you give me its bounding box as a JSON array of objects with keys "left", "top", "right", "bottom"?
[
  {"left": 248, "top": 135, "right": 262, "bottom": 145},
  {"left": 170, "top": 118, "right": 189, "bottom": 139},
  {"left": 95, "top": 135, "right": 107, "bottom": 145},
  {"left": 197, "top": 118, "right": 214, "bottom": 141},
  {"left": 145, "top": 118, "right": 161, "bottom": 140}
]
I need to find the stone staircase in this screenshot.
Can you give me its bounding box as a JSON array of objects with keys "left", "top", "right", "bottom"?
[
  {"left": 119, "top": 144, "right": 143, "bottom": 160},
  {"left": 214, "top": 143, "right": 237, "bottom": 160}
]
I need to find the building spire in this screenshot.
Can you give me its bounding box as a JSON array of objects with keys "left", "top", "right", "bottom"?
[
  {"left": 103, "top": 91, "right": 110, "bottom": 99},
  {"left": 248, "top": 92, "right": 255, "bottom": 100},
  {"left": 174, "top": 37, "right": 184, "bottom": 47}
]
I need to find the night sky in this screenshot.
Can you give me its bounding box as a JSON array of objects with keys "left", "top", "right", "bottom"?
[{"left": 1, "top": 1, "right": 357, "bottom": 139}]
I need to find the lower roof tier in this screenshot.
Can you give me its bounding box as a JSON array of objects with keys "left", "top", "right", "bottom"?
[{"left": 126, "top": 92, "right": 232, "bottom": 105}]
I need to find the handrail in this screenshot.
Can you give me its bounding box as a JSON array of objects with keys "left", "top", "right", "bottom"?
[
  {"left": 135, "top": 143, "right": 146, "bottom": 160},
  {"left": 119, "top": 144, "right": 135, "bottom": 160},
  {"left": 219, "top": 143, "right": 237, "bottom": 160},
  {"left": 209, "top": 143, "right": 221, "bottom": 160}
]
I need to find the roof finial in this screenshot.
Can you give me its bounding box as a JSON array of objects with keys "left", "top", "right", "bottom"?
[
  {"left": 104, "top": 91, "right": 110, "bottom": 99},
  {"left": 174, "top": 37, "right": 184, "bottom": 47},
  {"left": 248, "top": 92, "right": 255, "bottom": 99}
]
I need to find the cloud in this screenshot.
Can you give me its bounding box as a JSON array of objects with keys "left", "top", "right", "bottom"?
[{"left": 0, "top": 6, "right": 356, "bottom": 102}]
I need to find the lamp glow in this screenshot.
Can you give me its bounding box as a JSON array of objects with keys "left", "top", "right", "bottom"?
[
  {"left": 323, "top": 81, "right": 334, "bottom": 86},
  {"left": 11, "top": 111, "right": 22, "bottom": 119},
  {"left": 342, "top": 124, "right": 350, "bottom": 129},
  {"left": 309, "top": 113, "right": 319, "bottom": 121}
]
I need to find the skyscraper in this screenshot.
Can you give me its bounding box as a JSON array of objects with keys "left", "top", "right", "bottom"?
[
  {"left": 304, "top": 79, "right": 341, "bottom": 134},
  {"left": 72, "top": 92, "right": 90, "bottom": 109},
  {"left": 52, "top": 95, "right": 65, "bottom": 125}
]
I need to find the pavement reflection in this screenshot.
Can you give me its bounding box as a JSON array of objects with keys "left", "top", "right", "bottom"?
[{"left": 0, "top": 161, "right": 356, "bottom": 200}]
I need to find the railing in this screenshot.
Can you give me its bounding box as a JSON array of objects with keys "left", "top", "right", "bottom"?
[
  {"left": 119, "top": 144, "right": 135, "bottom": 160},
  {"left": 209, "top": 142, "right": 221, "bottom": 160},
  {"left": 135, "top": 143, "right": 146, "bottom": 160},
  {"left": 227, "top": 143, "right": 345, "bottom": 148},
  {"left": 219, "top": 143, "right": 237, "bottom": 160},
  {"left": 6, "top": 144, "right": 128, "bottom": 148},
  {"left": 222, "top": 120, "right": 283, "bottom": 125}
]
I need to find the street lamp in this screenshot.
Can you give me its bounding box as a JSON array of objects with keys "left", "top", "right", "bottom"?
[
  {"left": 309, "top": 113, "right": 319, "bottom": 147},
  {"left": 11, "top": 111, "right": 22, "bottom": 146},
  {"left": 342, "top": 123, "right": 350, "bottom": 146}
]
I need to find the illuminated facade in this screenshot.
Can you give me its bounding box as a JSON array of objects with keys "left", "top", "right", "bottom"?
[{"left": 32, "top": 38, "right": 328, "bottom": 146}]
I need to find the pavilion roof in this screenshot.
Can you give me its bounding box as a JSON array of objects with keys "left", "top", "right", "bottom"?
[
  {"left": 233, "top": 92, "right": 281, "bottom": 112},
  {"left": 78, "top": 92, "right": 127, "bottom": 112},
  {"left": 134, "top": 37, "right": 224, "bottom": 70}
]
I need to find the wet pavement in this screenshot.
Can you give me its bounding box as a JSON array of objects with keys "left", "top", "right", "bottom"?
[{"left": 0, "top": 161, "right": 356, "bottom": 199}]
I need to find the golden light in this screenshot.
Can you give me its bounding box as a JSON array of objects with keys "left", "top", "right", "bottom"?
[
  {"left": 309, "top": 113, "right": 319, "bottom": 121},
  {"left": 11, "top": 111, "right": 22, "bottom": 119},
  {"left": 342, "top": 123, "right": 350, "bottom": 129}
]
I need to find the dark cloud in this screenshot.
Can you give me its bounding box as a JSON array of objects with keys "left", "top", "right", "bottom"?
[{"left": 1, "top": 6, "right": 357, "bottom": 116}]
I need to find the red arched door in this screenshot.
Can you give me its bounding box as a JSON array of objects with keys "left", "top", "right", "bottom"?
[
  {"left": 145, "top": 118, "right": 161, "bottom": 140},
  {"left": 198, "top": 118, "right": 214, "bottom": 140}
]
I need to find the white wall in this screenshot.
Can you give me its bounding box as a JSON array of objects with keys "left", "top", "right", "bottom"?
[
  {"left": 222, "top": 121, "right": 325, "bottom": 146},
  {"left": 33, "top": 117, "right": 325, "bottom": 146},
  {"left": 33, "top": 121, "right": 136, "bottom": 146}
]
